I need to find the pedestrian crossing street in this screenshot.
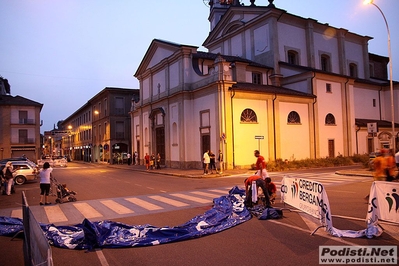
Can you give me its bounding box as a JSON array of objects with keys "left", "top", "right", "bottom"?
[{"left": 0, "top": 172, "right": 371, "bottom": 226}]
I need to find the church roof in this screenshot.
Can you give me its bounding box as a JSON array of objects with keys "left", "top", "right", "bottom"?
[
  {"left": 231, "top": 82, "right": 315, "bottom": 98},
  {"left": 193, "top": 51, "right": 272, "bottom": 69}
]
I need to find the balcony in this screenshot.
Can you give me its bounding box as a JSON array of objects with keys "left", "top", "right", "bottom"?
[
  {"left": 18, "top": 119, "right": 35, "bottom": 125},
  {"left": 115, "top": 132, "right": 125, "bottom": 139},
  {"left": 11, "top": 138, "right": 35, "bottom": 144}
]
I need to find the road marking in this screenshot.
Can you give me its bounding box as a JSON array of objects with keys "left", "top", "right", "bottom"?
[
  {"left": 44, "top": 205, "right": 68, "bottom": 223},
  {"left": 100, "top": 200, "right": 134, "bottom": 214},
  {"left": 95, "top": 249, "right": 110, "bottom": 266},
  {"left": 149, "top": 195, "right": 189, "bottom": 207},
  {"left": 190, "top": 191, "right": 223, "bottom": 198},
  {"left": 73, "top": 202, "right": 103, "bottom": 218},
  {"left": 125, "top": 198, "right": 163, "bottom": 210},
  {"left": 170, "top": 193, "right": 210, "bottom": 203},
  {"left": 11, "top": 209, "right": 22, "bottom": 219},
  {"left": 209, "top": 189, "right": 228, "bottom": 194}
]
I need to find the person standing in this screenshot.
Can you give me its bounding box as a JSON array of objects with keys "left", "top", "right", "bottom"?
[
  {"left": 39, "top": 162, "right": 53, "bottom": 205},
  {"left": 218, "top": 149, "right": 223, "bottom": 174},
  {"left": 156, "top": 153, "right": 161, "bottom": 169},
  {"left": 372, "top": 151, "right": 386, "bottom": 181},
  {"left": 150, "top": 153, "right": 156, "bottom": 170},
  {"left": 134, "top": 151, "right": 138, "bottom": 165},
  {"left": 254, "top": 150, "right": 269, "bottom": 179},
  {"left": 203, "top": 150, "right": 210, "bottom": 175},
  {"left": 144, "top": 153, "right": 150, "bottom": 170},
  {"left": 394, "top": 150, "right": 399, "bottom": 179},
  {"left": 2, "top": 162, "right": 15, "bottom": 196},
  {"left": 385, "top": 149, "right": 396, "bottom": 181},
  {"left": 127, "top": 153, "right": 132, "bottom": 165},
  {"left": 209, "top": 150, "right": 216, "bottom": 174}
]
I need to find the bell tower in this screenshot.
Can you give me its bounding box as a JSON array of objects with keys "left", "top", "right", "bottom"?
[{"left": 204, "top": 0, "right": 243, "bottom": 31}]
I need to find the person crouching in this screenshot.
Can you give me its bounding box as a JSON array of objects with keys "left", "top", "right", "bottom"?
[{"left": 244, "top": 175, "right": 271, "bottom": 208}]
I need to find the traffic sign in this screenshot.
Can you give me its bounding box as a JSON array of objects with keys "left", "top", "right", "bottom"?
[{"left": 255, "top": 135, "right": 264, "bottom": 140}]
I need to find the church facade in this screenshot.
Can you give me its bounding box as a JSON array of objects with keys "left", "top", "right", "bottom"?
[{"left": 131, "top": 0, "right": 397, "bottom": 169}]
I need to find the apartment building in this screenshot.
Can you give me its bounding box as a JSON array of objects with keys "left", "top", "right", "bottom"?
[
  {"left": 62, "top": 87, "right": 139, "bottom": 163},
  {"left": 0, "top": 77, "right": 43, "bottom": 161}
]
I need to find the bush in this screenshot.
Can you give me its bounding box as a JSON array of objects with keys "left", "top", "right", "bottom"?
[{"left": 259, "top": 155, "right": 366, "bottom": 172}]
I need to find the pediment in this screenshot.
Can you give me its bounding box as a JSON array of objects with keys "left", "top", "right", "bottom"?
[
  {"left": 135, "top": 39, "right": 197, "bottom": 77},
  {"left": 203, "top": 6, "right": 279, "bottom": 48}
]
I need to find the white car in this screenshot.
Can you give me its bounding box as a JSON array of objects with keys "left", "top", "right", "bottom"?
[
  {"left": 53, "top": 156, "right": 68, "bottom": 167},
  {"left": 37, "top": 156, "right": 67, "bottom": 167}
]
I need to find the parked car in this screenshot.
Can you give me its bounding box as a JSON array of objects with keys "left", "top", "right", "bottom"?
[
  {"left": 37, "top": 156, "right": 67, "bottom": 167},
  {"left": 52, "top": 156, "right": 68, "bottom": 167},
  {"left": 0, "top": 161, "right": 39, "bottom": 185},
  {"left": 0, "top": 157, "right": 37, "bottom": 167}
]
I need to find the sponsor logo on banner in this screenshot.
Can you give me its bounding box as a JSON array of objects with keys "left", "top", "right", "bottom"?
[
  {"left": 281, "top": 176, "right": 382, "bottom": 238},
  {"left": 281, "top": 176, "right": 332, "bottom": 230},
  {"left": 366, "top": 182, "right": 399, "bottom": 224}
]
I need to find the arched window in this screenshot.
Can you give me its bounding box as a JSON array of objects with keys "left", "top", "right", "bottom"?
[
  {"left": 325, "top": 113, "right": 336, "bottom": 125},
  {"left": 287, "top": 111, "right": 301, "bottom": 124},
  {"left": 241, "top": 108, "right": 257, "bottom": 123}
]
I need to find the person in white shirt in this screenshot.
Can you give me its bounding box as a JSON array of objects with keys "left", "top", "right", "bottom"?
[
  {"left": 203, "top": 150, "right": 210, "bottom": 175},
  {"left": 39, "top": 162, "right": 53, "bottom": 205}
]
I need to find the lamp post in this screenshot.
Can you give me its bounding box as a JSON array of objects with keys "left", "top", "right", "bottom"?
[
  {"left": 364, "top": 0, "right": 395, "bottom": 150},
  {"left": 49, "top": 137, "right": 53, "bottom": 157},
  {"left": 68, "top": 125, "right": 72, "bottom": 160}
]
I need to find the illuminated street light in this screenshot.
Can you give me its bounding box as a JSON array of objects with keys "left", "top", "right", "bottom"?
[
  {"left": 364, "top": 0, "right": 395, "bottom": 149},
  {"left": 67, "top": 125, "right": 72, "bottom": 159}
]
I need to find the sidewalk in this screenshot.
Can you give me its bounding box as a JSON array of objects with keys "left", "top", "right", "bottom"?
[
  {"left": 106, "top": 163, "right": 252, "bottom": 178},
  {"left": 102, "top": 162, "right": 374, "bottom": 178}
]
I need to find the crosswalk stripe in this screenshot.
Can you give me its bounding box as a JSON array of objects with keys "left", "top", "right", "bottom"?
[
  {"left": 73, "top": 202, "right": 103, "bottom": 218},
  {"left": 45, "top": 205, "right": 68, "bottom": 223},
  {"left": 149, "top": 195, "right": 189, "bottom": 207},
  {"left": 125, "top": 198, "right": 163, "bottom": 211},
  {"left": 208, "top": 189, "right": 229, "bottom": 194},
  {"left": 190, "top": 191, "right": 223, "bottom": 198},
  {"left": 100, "top": 200, "right": 134, "bottom": 214},
  {"left": 6, "top": 174, "right": 371, "bottom": 225},
  {"left": 170, "top": 193, "right": 211, "bottom": 203},
  {"left": 11, "top": 209, "right": 22, "bottom": 219}
]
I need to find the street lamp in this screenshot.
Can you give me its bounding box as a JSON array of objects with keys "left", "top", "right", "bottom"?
[
  {"left": 364, "top": 0, "right": 395, "bottom": 150},
  {"left": 68, "top": 125, "right": 72, "bottom": 159}
]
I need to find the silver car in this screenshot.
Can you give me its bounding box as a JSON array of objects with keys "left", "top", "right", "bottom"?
[{"left": 1, "top": 161, "right": 39, "bottom": 185}]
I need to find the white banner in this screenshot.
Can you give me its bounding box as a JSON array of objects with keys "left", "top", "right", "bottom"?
[
  {"left": 366, "top": 181, "right": 399, "bottom": 224},
  {"left": 281, "top": 176, "right": 382, "bottom": 238}
]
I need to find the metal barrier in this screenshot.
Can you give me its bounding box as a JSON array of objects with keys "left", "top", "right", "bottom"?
[{"left": 22, "top": 191, "right": 53, "bottom": 266}]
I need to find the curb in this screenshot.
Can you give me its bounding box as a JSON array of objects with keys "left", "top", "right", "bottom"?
[{"left": 335, "top": 171, "right": 373, "bottom": 177}]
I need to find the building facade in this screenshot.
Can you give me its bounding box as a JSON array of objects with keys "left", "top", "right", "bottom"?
[
  {"left": 131, "top": 0, "right": 398, "bottom": 169},
  {"left": 61, "top": 87, "right": 139, "bottom": 164},
  {"left": 0, "top": 77, "right": 43, "bottom": 161}
]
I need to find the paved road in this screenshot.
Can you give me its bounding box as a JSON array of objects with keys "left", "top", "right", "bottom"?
[
  {"left": 0, "top": 170, "right": 372, "bottom": 226},
  {"left": 2, "top": 165, "right": 398, "bottom": 266}
]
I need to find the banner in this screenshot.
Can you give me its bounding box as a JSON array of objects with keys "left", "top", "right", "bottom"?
[
  {"left": 281, "top": 176, "right": 381, "bottom": 238},
  {"left": 366, "top": 181, "right": 399, "bottom": 224},
  {"left": 0, "top": 186, "right": 252, "bottom": 250}
]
